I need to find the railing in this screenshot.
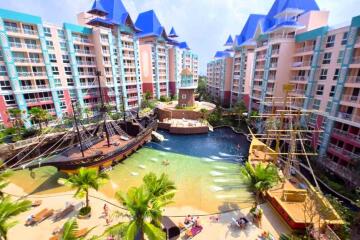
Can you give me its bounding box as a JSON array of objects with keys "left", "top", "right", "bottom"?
[
  {"left": 73, "top": 38, "right": 91, "bottom": 44},
  {"left": 292, "top": 61, "right": 311, "bottom": 67},
  {"left": 37, "top": 85, "right": 49, "bottom": 89},
  {"left": 23, "top": 29, "right": 37, "bottom": 35},
  {"left": 346, "top": 76, "right": 360, "bottom": 83},
  {"left": 292, "top": 89, "right": 306, "bottom": 95},
  {"left": 21, "top": 85, "right": 34, "bottom": 90},
  {"left": 332, "top": 128, "right": 360, "bottom": 141},
  {"left": 270, "top": 62, "right": 278, "bottom": 68},
  {"left": 9, "top": 42, "right": 23, "bottom": 48},
  {"left": 75, "top": 49, "right": 93, "bottom": 55},
  {"left": 5, "top": 26, "right": 22, "bottom": 33},
  {"left": 337, "top": 112, "right": 352, "bottom": 120},
  {"left": 351, "top": 56, "right": 360, "bottom": 64},
  {"left": 77, "top": 61, "right": 95, "bottom": 65},
  {"left": 33, "top": 72, "right": 46, "bottom": 76},
  {"left": 342, "top": 95, "right": 359, "bottom": 103},
  {"left": 102, "top": 50, "right": 110, "bottom": 55},
  {"left": 26, "top": 44, "right": 40, "bottom": 49},
  {"left": 18, "top": 72, "right": 32, "bottom": 77},
  {"left": 296, "top": 46, "right": 314, "bottom": 53},
  {"left": 103, "top": 61, "right": 110, "bottom": 65},
  {"left": 272, "top": 49, "right": 280, "bottom": 55},
  {"left": 291, "top": 76, "right": 308, "bottom": 82}
]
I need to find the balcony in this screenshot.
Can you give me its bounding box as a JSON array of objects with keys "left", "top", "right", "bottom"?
[
  {"left": 295, "top": 46, "right": 314, "bottom": 53},
  {"left": 291, "top": 76, "right": 308, "bottom": 82},
  {"left": 269, "top": 62, "right": 278, "bottom": 68},
  {"left": 102, "top": 50, "right": 110, "bottom": 55},
  {"left": 23, "top": 29, "right": 38, "bottom": 35},
  {"left": 342, "top": 95, "right": 360, "bottom": 104},
  {"left": 14, "top": 57, "right": 42, "bottom": 64},
  {"left": 5, "top": 26, "right": 22, "bottom": 33},
  {"left": 73, "top": 38, "right": 91, "bottom": 44},
  {"left": 79, "top": 72, "right": 95, "bottom": 76},
  {"left": 337, "top": 112, "right": 353, "bottom": 121},
  {"left": 77, "top": 61, "right": 95, "bottom": 66},
  {"left": 26, "top": 44, "right": 40, "bottom": 50},
  {"left": 333, "top": 128, "right": 360, "bottom": 142},
  {"left": 18, "top": 72, "right": 33, "bottom": 77},
  {"left": 75, "top": 49, "right": 94, "bottom": 55},
  {"left": 33, "top": 72, "right": 47, "bottom": 77},
  {"left": 272, "top": 49, "right": 279, "bottom": 55},
  {"left": 292, "top": 89, "right": 306, "bottom": 95},
  {"left": 292, "top": 61, "right": 311, "bottom": 68},
  {"left": 352, "top": 56, "right": 360, "bottom": 64},
  {"left": 346, "top": 76, "right": 360, "bottom": 84}
]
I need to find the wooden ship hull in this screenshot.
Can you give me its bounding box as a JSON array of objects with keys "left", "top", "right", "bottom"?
[{"left": 40, "top": 120, "right": 157, "bottom": 173}]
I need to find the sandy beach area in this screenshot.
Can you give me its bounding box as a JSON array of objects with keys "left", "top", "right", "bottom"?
[{"left": 5, "top": 183, "right": 290, "bottom": 240}]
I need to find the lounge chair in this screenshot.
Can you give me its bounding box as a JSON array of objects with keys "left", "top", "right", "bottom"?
[
  {"left": 49, "top": 228, "right": 88, "bottom": 240},
  {"left": 27, "top": 208, "right": 54, "bottom": 225},
  {"left": 178, "top": 221, "right": 194, "bottom": 232},
  {"left": 185, "top": 226, "right": 203, "bottom": 239},
  {"left": 54, "top": 204, "right": 75, "bottom": 221}
]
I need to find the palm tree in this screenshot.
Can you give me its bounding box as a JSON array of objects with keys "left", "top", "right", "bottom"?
[
  {"left": 0, "top": 171, "right": 12, "bottom": 199},
  {"left": 0, "top": 196, "right": 31, "bottom": 240},
  {"left": 105, "top": 186, "right": 167, "bottom": 240},
  {"left": 28, "top": 107, "right": 51, "bottom": 131},
  {"left": 58, "top": 218, "right": 94, "bottom": 240},
  {"left": 240, "top": 162, "right": 280, "bottom": 204},
  {"left": 143, "top": 172, "right": 176, "bottom": 202},
  {"left": 233, "top": 101, "right": 247, "bottom": 127},
  {"left": 59, "top": 168, "right": 108, "bottom": 214}
]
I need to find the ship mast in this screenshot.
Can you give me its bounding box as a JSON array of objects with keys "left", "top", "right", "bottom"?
[
  {"left": 96, "top": 70, "right": 111, "bottom": 147},
  {"left": 71, "top": 100, "right": 85, "bottom": 157}
]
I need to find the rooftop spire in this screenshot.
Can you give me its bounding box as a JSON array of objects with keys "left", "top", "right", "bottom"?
[
  {"left": 169, "top": 27, "right": 178, "bottom": 38},
  {"left": 224, "top": 35, "right": 234, "bottom": 46}
]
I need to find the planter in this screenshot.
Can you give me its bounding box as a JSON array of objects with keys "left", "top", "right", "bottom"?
[{"left": 77, "top": 206, "right": 91, "bottom": 219}]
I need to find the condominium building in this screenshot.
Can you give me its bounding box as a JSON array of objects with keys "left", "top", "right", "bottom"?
[
  {"left": 0, "top": 0, "right": 199, "bottom": 127},
  {"left": 206, "top": 51, "right": 233, "bottom": 107},
  {"left": 135, "top": 10, "right": 170, "bottom": 99},
  {"left": 206, "top": 0, "right": 360, "bottom": 185}
]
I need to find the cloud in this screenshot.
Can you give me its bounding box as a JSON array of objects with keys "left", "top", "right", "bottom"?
[{"left": 0, "top": 0, "right": 358, "bottom": 74}]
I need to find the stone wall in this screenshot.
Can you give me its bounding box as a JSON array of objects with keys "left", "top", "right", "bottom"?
[
  {"left": 157, "top": 108, "right": 203, "bottom": 121},
  {"left": 169, "top": 126, "right": 209, "bottom": 134}
]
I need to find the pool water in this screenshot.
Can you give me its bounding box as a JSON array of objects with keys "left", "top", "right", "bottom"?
[{"left": 9, "top": 128, "right": 254, "bottom": 213}]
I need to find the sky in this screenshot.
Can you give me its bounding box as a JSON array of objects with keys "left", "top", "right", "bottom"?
[{"left": 0, "top": 0, "right": 359, "bottom": 75}]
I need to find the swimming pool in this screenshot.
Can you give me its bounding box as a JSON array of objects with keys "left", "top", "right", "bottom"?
[{"left": 9, "top": 127, "right": 254, "bottom": 213}]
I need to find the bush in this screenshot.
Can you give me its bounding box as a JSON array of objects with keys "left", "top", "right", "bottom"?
[
  {"left": 79, "top": 206, "right": 91, "bottom": 216},
  {"left": 159, "top": 96, "right": 171, "bottom": 102}
]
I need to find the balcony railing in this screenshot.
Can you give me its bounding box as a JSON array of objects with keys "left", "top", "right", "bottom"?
[
  {"left": 295, "top": 46, "right": 314, "bottom": 53},
  {"left": 292, "top": 89, "right": 306, "bottom": 95},
  {"left": 37, "top": 85, "right": 49, "bottom": 89},
  {"left": 73, "top": 38, "right": 91, "bottom": 44},
  {"left": 346, "top": 76, "right": 360, "bottom": 83},
  {"left": 333, "top": 128, "right": 360, "bottom": 141},
  {"left": 292, "top": 61, "right": 311, "bottom": 67},
  {"left": 77, "top": 61, "right": 95, "bottom": 65},
  {"left": 18, "top": 72, "right": 32, "bottom": 77},
  {"left": 342, "top": 95, "right": 359, "bottom": 104},
  {"left": 75, "top": 49, "right": 94, "bottom": 55},
  {"left": 33, "top": 72, "right": 46, "bottom": 76},
  {"left": 23, "top": 29, "right": 37, "bottom": 35},
  {"left": 352, "top": 56, "right": 360, "bottom": 64},
  {"left": 9, "top": 42, "right": 23, "bottom": 48},
  {"left": 5, "top": 26, "right": 22, "bottom": 33},
  {"left": 26, "top": 44, "right": 40, "bottom": 49},
  {"left": 291, "top": 76, "right": 308, "bottom": 82},
  {"left": 270, "top": 62, "right": 278, "bottom": 68},
  {"left": 337, "top": 112, "right": 353, "bottom": 120},
  {"left": 272, "top": 49, "right": 280, "bottom": 55}
]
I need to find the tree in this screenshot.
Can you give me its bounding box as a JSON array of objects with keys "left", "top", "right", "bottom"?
[
  {"left": 105, "top": 173, "right": 175, "bottom": 240},
  {"left": 240, "top": 162, "right": 280, "bottom": 204},
  {"left": 233, "top": 101, "right": 247, "bottom": 127},
  {"left": 28, "top": 107, "right": 52, "bottom": 131},
  {"left": 0, "top": 196, "right": 31, "bottom": 240},
  {"left": 0, "top": 171, "right": 12, "bottom": 199},
  {"left": 196, "top": 76, "right": 207, "bottom": 100},
  {"left": 105, "top": 186, "right": 166, "bottom": 240},
  {"left": 82, "top": 108, "right": 92, "bottom": 120},
  {"left": 58, "top": 218, "right": 94, "bottom": 240},
  {"left": 59, "top": 168, "right": 108, "bottom": 215}
]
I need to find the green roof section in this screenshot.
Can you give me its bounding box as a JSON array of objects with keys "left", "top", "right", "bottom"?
[
  {"left": 63, "top": 23, "right": 92, "bottom": 35},
  {"left": 0, "top": 8, "right": 42, "bottom": 24},
  {"left": 351, "top": 15, "right": 360, "bottom": 27},
  {"left": 295, "top": 26, "right": 329, "bottom": 42}
]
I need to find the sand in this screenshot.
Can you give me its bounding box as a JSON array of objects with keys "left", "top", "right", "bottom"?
[{"left": 4, "top": 183, "right": 290, "bottom": 240}]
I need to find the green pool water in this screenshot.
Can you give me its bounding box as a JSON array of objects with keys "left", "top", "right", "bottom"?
[{"left": 9, "top": 129, "right": 255, "bottom": 213}]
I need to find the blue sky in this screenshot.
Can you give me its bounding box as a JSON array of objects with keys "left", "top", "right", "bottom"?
[{"left": 1, "top": 0, "right": 359, "bottom": 74}]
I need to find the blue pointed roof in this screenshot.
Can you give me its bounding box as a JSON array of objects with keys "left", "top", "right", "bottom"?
[
  {"left": 178, "top": 42, "right": 190, "bottom": 50},
  {"left": 87, "top": 0, "right": 138, "bottom": 30},
  {"left": 214, "top": 51, "right": 231, "bottom": 58},
  {"left": 236, "top": 14, "right": 265, "bottom": 46},
  {"left": 88, "top": 0, "right": 108, "bottom": 16},
  {"left": 224, "top": 35, "right": 234, "bottom": 46},
  {"left": 135, "top": 10, "right": 169, "bottom": 39},
  {"left": 169, "top": 27, "right": 178, "bottom": 38}
]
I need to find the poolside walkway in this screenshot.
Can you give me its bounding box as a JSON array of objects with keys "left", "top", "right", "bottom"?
[{"left": 5, "top": 183, "right": 291, "bottom": 240}]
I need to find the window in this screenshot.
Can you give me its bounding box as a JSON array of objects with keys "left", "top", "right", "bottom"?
[
  {"left": 60, "top": 42, "right": 67, "bottom": 51},
  {"left": 43, "top": 27, "right": 51, "bottom": 37},
  {"left": 67, "top": 78, "right": 74, "bottom": 86},
  {"left": 333, "top": 69, "right": 340, "bottom": 80},
  {"left": 0, "top": 80, "right": 11, "bottom": 90},
  {"left": 337, "top": 50, "right": 344, "bottom": 64},
  {"left": 54, "top": 78, "right": 62, "bottom": 87},
  {"left": 312, "top": 99, "right": 321, "bottom": 110},
  {"left": 57, "top": 90, "right": 64, "bottom": 98},
  {"left": 49, "top": 54, "right": 57, "bottom": 63},
  {"left": 341, "top": 32, "right": 348, "bottom": 45},
  {"left": 319, "top": 69, "right": 328, "bottom": 80},
  {"left": 316, "top": 85, "right": 324, "bottom": 95},
  {"left": 0, "top": 65, "right": 7, "bottom": 76},
  {"left": 62, "top": 55, "right": 70, "bottom": 63},
  {"left": 182, "top": 94, "right": 187, "bottom": 99},
  {"left": 52, "top": 66, "right": 59, "bottom": 75},
  {"left": 4, "top": 95, "right": 16, "bottom": 105},
  {"left": 57, "top": 29, "right": 65, "bottom": 38},
  {"left": 64, "top": 67, "right": 72, "bottom": 75},
  {"left": 326, "top": 35, "right": 335, "bottom": 48},
  {"left": 46, "top": 40, "right": 54, "bottom": 50},
  {"left": 60, "top": 101, "right": 66, "bottom": 109},
  {"left": 323, "top": 52, "right": 332, "bottom": 64},
  {"left": 325, "top": 102, "right": 332, "bottom": 112},
  {"left": 329, "top": 86, "right": 336, "bottom": 97}
]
